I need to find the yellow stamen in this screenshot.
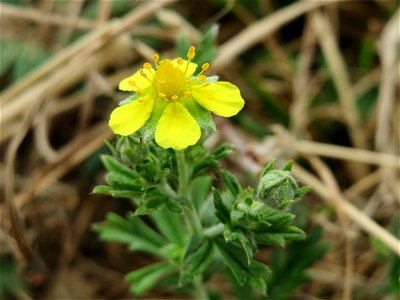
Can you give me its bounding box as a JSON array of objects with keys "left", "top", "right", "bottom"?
[
  {"left": 140, "top": 69, "right": 147, "bottom": 78},
  {"left": 136, "top": 88, "right": 144, "bottom": 94},
  {"left": 187, "top": 46, "right": 196, "bottom": 60},
  {"left": 153, "top": 53, "right": 159, "bottom": 63},
  {"left": 128, "top": 80, "right": 136, "bottom": 86},
  {"left": 158, "top": 80, "right": 166, "bottom": 84},
  {"left": 143, "top": 62, "right": 152, "bottom": 69},
  {"left": 138, "top": 98, "right": 145, "bottom": 103},
  {"left": 184, "top": 91, "right": 192, "bottom": 98},
  {"left": 202, "top": 83, "right": 209, "bottom": 87},
  {"left": 177, "top": 57, "right": 184, "bottom": 65},
  {"left": 199, "top": 75, "right": 207, "bottom": 81},
  {"left": 171, "top": 95, "right": 179, "bottom": 101},
  {"left": 140, "top": 68, "right": 153, "bottom": 84},
  {"left": 202, "top": 63, "right": 209, "bottom": 71},
  {"left": 159, "top": 92, "right": 167, "bottom": 99}
]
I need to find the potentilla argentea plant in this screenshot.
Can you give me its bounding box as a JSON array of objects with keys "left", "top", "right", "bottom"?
[{"left": 94, "top": 46, "right": 309, "bottom": 299}]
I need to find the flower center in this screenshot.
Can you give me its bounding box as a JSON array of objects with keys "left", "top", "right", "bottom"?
[{"left": 153, "top": 60, "right": 186, "bottom": 99}]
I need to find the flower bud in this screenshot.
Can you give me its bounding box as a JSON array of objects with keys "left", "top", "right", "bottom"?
[
  {"left": 255, "top": 160, "right": 309, "bottom": 210},
  {"left": 116, "top": 136, "right": 148, "bottom": 167}
]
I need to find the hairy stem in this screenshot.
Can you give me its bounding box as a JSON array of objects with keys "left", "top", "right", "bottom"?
[{"left": 175, "top": 150, "right": 208, "bottom": 300}]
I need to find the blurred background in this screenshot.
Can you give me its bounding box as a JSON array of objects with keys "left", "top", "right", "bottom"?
[{"left": 0, "top": 0, "right": 399, "bottom": 299}]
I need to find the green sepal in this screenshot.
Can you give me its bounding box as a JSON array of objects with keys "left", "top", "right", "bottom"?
[
  {"left": 125, "top": 262, "right": 177, "bottom": 296},
  {"left": 261, "top": 159, "right": 275, "bottom": 177},
  {"left": 182, "top": 98, "right": 216, "bottom": 132},
  {"left": 212, "top": 143, "right": 233, "bottom": 161},
  {"left": 141, "top": 97, "right": 169, "bottom": 142},
  {"left": 179, "top": 235, "right": 214, "bottom": 285}
]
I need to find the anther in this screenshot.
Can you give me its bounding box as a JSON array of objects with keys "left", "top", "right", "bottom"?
[
  {"left": 143, "top": 62, "right": 152, "bottom": 69},
  {"left": 171, "top": 95, "right": 179, "bottom": 101},
  {"left": 152, "top": 53, "right": 159, "bottom": 63},
  {"left": 138, "top": 98, "right": 145, "bottom": 103},
  {"left": 128, "top": 80, "right": 136, "bottom": 86},
  {"left": 187, "top": 46, "right": 196, "bottom": 60},
  {"left": 184, "top": 91, "right": 192, "bottom": 98},
  {"left": 199, "top": 75, "right": 207, "bottom": 81},
  {"left": 202, "top": 83, "right": 210, "bottom": 87},
  {"left": 177, "top": 57, "right": 184, "bottom": 65},
  {"left": 201, "top": 63, "right": 209, "bottom": 71},
  {"left": 159, "top": 92, "right": 167, "bottom": 99},
  {"left": 140, "top": 69, "right": 147, "bottom": 78},
  {"left": 136, "top": 88, "right": 145, "bottom": 94},
  {"left": 158, "top": 80, "right": 166, "bottom": 84}
]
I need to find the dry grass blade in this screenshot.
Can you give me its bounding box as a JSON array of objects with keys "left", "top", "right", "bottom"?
[
  {"left": 375, "top": 9, "right": 400, "bottom": 152},
  {"left": 213, "top": 0, "right": 340, "bottom": 71},
  {"left": 292, "top": 163, "right": 400, "bottom": 256},
  {"left": 311, "top": 10, "right": 366, "bottom": 150},
  {"left": 294, "top": 140, "right": 400, "bottom": 168},
  {"left": 0, "top": 2, "right": 96, "bottom": 30}
]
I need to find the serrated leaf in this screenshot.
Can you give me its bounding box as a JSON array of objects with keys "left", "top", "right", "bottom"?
[
  {"left": 150, "top": 210, "right": 185, "bottom": 246},
  {"left": 134, "top": 196, "right": 168, "bottom": 215},
  {"left": 221, "top": 170, "right": 241, "bottom": 197},
  {"left": 93, "top": 213, "right": 167, "bottom": 257},
  {"left": 179, "top": 236, "right": 214, "bottom": 285},
  {"left": 126, "top": 262, "right": 177, "bottom": 296},
  {"left": 255, "top": 233, "right": 285, "bottom": 247},
  {"left": 101, "top": 155, "right": 138, "bottom": 178},
  {"left": 191, "top": 176, "right": 212, "bottom": 211},
  {"left": 214, "top": 237, "right": 270, "bottom": 294},
  {"left": 212, "top": 143, "right": 233, "bottom": 160},
  {"left": 213, "top": 188, "right": 230, "bottom": 224},
  {"left": 105, "top": 171, "right": 140, "bottom": 190},
  {"left": 93, "top": 185, "right": 141, "bottom": 199},
  {"left": 223, "top": 228, "right": 254, "bottom": 265}
]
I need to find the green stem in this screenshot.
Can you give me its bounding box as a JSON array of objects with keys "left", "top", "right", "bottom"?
[
  {"left": 175, "top": 150, "right": 208, "bottom": 300},
  {"left": 176, "top": 150, "right": 189, "bottom": 197}
]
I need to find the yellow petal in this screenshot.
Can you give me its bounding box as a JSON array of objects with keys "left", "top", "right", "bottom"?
[
  {"left": 109, "top": 96, "right": 154, "bottom": 136},
  {"left": 119, "top": 68, "right": 155, "bottom": 91},
  {"left": 171, "top": 58, "right": 198, "bottom": 77},
  {"left": 191, "top": 82, "right": 245, "bottom": 117},
  {"left": 155, "top": 102, "right": 201, "bottom": 150}
]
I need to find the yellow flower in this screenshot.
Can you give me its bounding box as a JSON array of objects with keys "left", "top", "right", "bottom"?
[{"left": 109, "top": 46, "right": 244, "bottom": 150}]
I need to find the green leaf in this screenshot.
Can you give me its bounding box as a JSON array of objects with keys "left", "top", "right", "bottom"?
[
  {"left": 134, "top": 196, "right": 168, "bottom": 215},
  {"left": 214, "top": 237, "right": 270, "bottom": 294},
  {"left": 212, "top": 143, "right": 233, "bottom": 161},
  {"left": 191, "top": 175, "right": 212, "bottom": 211},
  {"left": 93, "top": 213, "right": 167, "bottom": 257},
  {"left": 150, "top": 210, "right": 185, "bottom": 246},
  {"left": 265, "top": 227, "right": 329, "bottom": 299},
  {"left": 179, "top": 236, "right": 214, "bottom": 285},
  {"left": 213, "top": 188, "right": 230, "bottom": 224},
  {"left": 92, "top": 185, "right": 141, "bottom": 198},
  {"left": 126, "top": 262, "right": 177, "bottom": 296},
  {"left": 221, "top": 170, "right": 241, "bottom": 197},
  {"left": 223, "top": 228, "right": 255, "bottom": 265},
  {"left": 101, "top": 155, "right": 138, "bottom": 178},
  {"left": 105, "top": 171, "right": 141, "bottom": 190},
  {"left": 255, "top": 233, "right": 285, "bottom": 247}
]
